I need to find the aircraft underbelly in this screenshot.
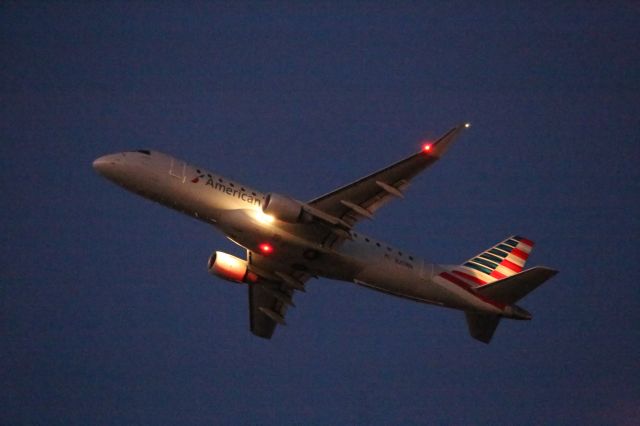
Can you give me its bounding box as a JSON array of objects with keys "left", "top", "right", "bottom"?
[
  {"left": 355, "top": 263, "right": 432, "bottom": 301},
  {"left": 353, "top": 262, "right": 482, "bottom": 311}
]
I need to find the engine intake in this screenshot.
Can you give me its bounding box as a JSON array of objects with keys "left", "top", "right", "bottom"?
[
  {"left": 263, "top": 193, "right": 311, "bottom": 223},
  {"left": 207, "top": 251, "right": 257, "bottom": 284}
]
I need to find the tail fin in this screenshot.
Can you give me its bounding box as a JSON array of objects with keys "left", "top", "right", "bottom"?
[{"left": 451, "top": 235, "right": 535, "bottom": 287}]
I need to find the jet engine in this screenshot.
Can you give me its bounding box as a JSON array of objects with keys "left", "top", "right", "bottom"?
[
  {"left": 262, "top": 193, "right": 312, "bottom": 223},
  {"left": 207, "top": 251, "right": 257, "bottom": 284}
]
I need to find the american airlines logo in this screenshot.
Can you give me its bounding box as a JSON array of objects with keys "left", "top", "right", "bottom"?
[
  {"left": 192, "top": 170, "right": 261, "bottom": 206},
  {"left": 191, "top": 170, "right": 206, "bottom": 183}
]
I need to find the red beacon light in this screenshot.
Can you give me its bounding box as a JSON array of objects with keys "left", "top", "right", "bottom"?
[
  {"left": 258, "top": 243, "right": 274, "bottom": 255},
  {"left": 422, "top": 143, "right": 433, "bottom": 153}
]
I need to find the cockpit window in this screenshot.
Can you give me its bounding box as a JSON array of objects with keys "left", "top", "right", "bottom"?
[{"left": 135, "top": 150, "right": 151, "bottom": 155}]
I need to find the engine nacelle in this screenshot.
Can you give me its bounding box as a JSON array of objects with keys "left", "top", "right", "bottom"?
[
  {"left": 263, "top": 193, "right": 311, "bottom": 223},
  {"left": 207, "top": 251, "right": 257, "bottom": 284}
]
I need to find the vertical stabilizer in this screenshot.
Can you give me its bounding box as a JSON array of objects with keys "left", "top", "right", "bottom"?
[{"left": 451, "top": 236, "right": 535, "bottom": 287}]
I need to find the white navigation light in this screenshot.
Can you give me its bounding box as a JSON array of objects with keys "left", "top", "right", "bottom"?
[{"left": 465, "top": 123, "right": 471, "bottom": 128}]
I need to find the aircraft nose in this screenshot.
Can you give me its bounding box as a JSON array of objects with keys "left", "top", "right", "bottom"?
[
  {"left": 92, "top": 154, "right": 120, "bottom": 176},
  {"left": 92, "top": 156, "right": 106, "bottom": 171},
  {"left": 93, "top": 156, "right": 110, "bottom": 175}
]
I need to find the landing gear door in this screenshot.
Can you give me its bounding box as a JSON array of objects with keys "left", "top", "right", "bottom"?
[{"left": 169, "top": 158, "right": 186, "bottom": 183}]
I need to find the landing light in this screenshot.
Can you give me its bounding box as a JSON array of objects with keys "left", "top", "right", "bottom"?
[
  {"left": 259, "top": 243, "right": 273, "bottom": 255},
  {"left": 257, "top": 212, "right": 275, "bottom": 224}
]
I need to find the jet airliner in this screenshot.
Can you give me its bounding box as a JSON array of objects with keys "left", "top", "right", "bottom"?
[{"left": 93, "top": 123, "right": 557, "bottom": 343}]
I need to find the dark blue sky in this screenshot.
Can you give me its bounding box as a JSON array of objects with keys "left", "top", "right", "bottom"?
[{"left": 2, "top": 2, "right": 639, "bottom": 424}]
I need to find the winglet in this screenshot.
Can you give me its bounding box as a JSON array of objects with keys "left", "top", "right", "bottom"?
[{"left": 427, "top": 122, "right": 471, "bottom": 158}]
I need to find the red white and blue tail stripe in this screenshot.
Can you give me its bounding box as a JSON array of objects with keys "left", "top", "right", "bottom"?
[{"left": 450, "top": 235, "right": 535, "bottom": 287}]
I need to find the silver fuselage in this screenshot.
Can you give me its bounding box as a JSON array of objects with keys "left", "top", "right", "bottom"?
[{"left": 93, "top": 150, "right": 513, "bottom": 317}]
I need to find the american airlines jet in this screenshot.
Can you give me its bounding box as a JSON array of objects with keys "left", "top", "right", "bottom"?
[{"left": 93, "top": 123, "right": 557, "bottom": 343}]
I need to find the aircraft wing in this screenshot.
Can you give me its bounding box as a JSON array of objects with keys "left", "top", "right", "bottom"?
[
  {"left": 246, "top": 123, "right": 468, "bottom": 337},
  {"left": 246, "top": 250, "right": 312, "bottom": 338},
  {"left": 248, "top": 282, "right": 289, "bottom": 338},
  {"left": 308, "top": 123, "right": 469, "bottom": 246}
]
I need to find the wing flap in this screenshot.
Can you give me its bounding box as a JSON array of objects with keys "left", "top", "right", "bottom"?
[
  {"left": 376, "top": 180, "right": 404, "bottom": 198},
  {"left": 340, "top": 199, "right": 374, "bottom": 219},
  {"left": 258, "top": 306, "right": 286, "bottom": 325}
]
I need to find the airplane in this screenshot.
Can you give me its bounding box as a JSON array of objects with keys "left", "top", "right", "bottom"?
[{"left": 93, "top": 123, "right": 558, "bottom": 343}]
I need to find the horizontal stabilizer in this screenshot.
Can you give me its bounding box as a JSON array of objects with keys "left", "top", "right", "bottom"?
[
  {"left": 476, "top": 266, "right": 558, "bottom": 305},
  {"left": 465, "top": 312, "right": 501, "bottom": 343}
]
